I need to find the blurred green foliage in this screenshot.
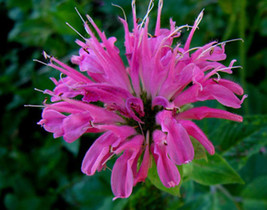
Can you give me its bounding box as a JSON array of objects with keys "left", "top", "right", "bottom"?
[{"left": 0, "top": 0, "right": 267, "bottom": 209}]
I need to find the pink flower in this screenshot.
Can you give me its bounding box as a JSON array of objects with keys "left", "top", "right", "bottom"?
[{"left": 37, "top": 0, "right": 246, "bottom": 199}]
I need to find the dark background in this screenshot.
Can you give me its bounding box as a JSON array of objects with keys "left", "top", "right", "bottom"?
[{"left": 0, "top": 0, "right": 266, "bottom": 209}]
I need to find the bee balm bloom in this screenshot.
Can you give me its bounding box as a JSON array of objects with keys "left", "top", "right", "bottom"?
[{"left": 37, "top": 0, "right": 246, "bottom": 199}]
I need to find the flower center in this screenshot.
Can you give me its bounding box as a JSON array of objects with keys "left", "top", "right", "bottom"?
[{"left": 126, "top": 92, "right": 162, "bottom": 139}]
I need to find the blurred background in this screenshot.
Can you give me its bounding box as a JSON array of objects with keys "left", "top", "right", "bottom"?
[{"left": 0, "top": 0, "right": 266, "bottom": 209}]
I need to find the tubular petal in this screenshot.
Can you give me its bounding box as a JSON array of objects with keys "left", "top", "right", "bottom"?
[
  {"left": 177, "top": 106, "right": 243, "bottom": 122},
  {"left": 151, "top": 130, "right": 180, "bottom": 188},
  {"left": 81, "top": 132, "right": 119, "bottom": 175},
  {"left": 62, "top": 111, "right": 93, "bottom": 143}
]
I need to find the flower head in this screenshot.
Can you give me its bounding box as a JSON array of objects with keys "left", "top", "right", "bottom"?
[{"left": 37, "top": 0, "right": 246, "bottom": 199}]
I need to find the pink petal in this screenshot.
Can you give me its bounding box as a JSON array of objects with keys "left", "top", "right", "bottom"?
[
  {"left": 48, "top": 98, "right": 124, "bottom": 124},
  {"left": 218, "top": 79, "right": 244, "bottom": 95},
  {"left": 38, "top": 108, "right": 65, "bottom": 138},
  {"left": 166, "top": 122, "right": 194, "bottom": 165},
  {"left": 114, "top": 135, "right": 143, "bottom": 155},
  {"left": 111, "top": 151, "right": 134, "bottom": 200},
  {"left": 179, "top": 120, "right": 215, "bottom": 155},
  {"left": 199, "top": 84, "right": 243, "bottom": 108},
  {"left": 133, "top": 143, "right": 150, "bottom": 185},
  {"left": 49, "top": 57, "right": 92, "bottom": 84},
  {"left": 81, "top": 132, "right": 119, "bottom": 175},
  {"left": 177, "top": 106, "right": 243, "bottom": 122},
  {"left": 159, "top": 63, "right": 204, "bottom": 99},
  {"left": 96, "top": 125, "right": 137, "bottom": 145},
  {"left": 151, "top": 130, "right": 180, "bottom": 188},
  {"left": 174, "top": 82, "right": 245, "bottom": 109},
  {"left": 126, "top": 97, "right": 145, "bottom": 122},
  {"left": 62, "top": 111, "right": 93, "bottom": 143},
  {"left": 156, "top": 111, "right": 194, "bottom": 165},
  {"left": 111, "top": 135, "right": 143, "bottom": 200}
]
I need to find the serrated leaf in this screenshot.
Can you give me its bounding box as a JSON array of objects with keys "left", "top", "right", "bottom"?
[
  {"left": 147, "top": 157, "right": 182, "bottom": 196},
  {"left": 183, "top": 153, "right": 244, "bottom": 185}
]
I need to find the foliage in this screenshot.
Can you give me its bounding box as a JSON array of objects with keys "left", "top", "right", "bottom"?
[{"left": 0, "top": 0, "right": 266, "bottom": 209}]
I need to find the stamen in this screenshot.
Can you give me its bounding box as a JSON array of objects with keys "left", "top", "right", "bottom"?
[
  {"left": 221, "top": 38, "right": 244, "bottom": 44},
  {"left": 59, "top": 73, "right": 77, "bottom": 90},
  {"left": 182, "top": 46, "right": 201, "bottom": 55},
  {"left": 66, "top": 22, "right": 87, "bottom": 41},
  {"left": 106, "top": 166, "right": 112, "bottom": 172},
  {"left": 140, "top": 0, "right": 154, "bottom": 28},
  {"left": 42, "top": 51, "right": 51, "bottom": 59},
  {"left": 213, "top": 72, "right": 221, "bottom": 82},
  {"left": 112, "top": 3, "right": 127, "bottom": 21},
  {"left": 217, "top": 65, "right": 243, "bottom": 71},
  {"left": 34, "top": 88, "right": 46, "bottom": 94},
  {"left": 34, "top": 87, "right": 60, "bottom": 99},
  {"left": 33, "top": 59, "right": 49, "bottom": 66},
  {"left": 195, "top": 9, "right": 204, "bottom": 29},
  {"left": 24, "top": 104, "right": 45, "bottom": 108},
  {"left": 74, "top": 7, "right": 86, "bottom": 25},
  {"left": 168, "top": 24, "right": 192, "bottom": 39},
  {"left": 196, "top": 38, "right": 244, "bottom": 60}
]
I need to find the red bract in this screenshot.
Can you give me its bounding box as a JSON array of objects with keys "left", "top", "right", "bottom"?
[{"left": 37, "top": 0, "right": 246, "bottom": 199}]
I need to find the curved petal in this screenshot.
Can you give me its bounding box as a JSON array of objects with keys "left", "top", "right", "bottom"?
[
  {"left": 111, "top": 135, "right": 143, "bottom": 200},
  {"left": 200, "top": 84, "right": 243, "bottom": 108},
  {"left": 111, "top": 151, "right": 134, "bottom": 200},
  {"left": 218, "top": 79, "right": 244, "bottom": 95},
  {"left": 62, "top": 111, "right": 93, "bottom": 143},
  {"left": 177, "top": 106, "right": 243, "bottom": 122},
  {"left": 156, "top": 111, "right": 194, "bottom": 165},
  {"left": 151, "top": 130, "right": 180, "bottom": 187},
  {"left": 37, "top": 108, "right": 65, "bottom": 138},
  {"left": 179, "top": 120, "right": 215, "bottom": 155},
  {"left": 166, "top": 121, "right": 194, "bottom": 165},
  {"left": 81, "top": 132, "right": 119, "bottom": 175}
]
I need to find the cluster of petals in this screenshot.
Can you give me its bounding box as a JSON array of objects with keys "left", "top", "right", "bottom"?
[{"left": 38, "top": 0, "right": 246, "bottom": 199}]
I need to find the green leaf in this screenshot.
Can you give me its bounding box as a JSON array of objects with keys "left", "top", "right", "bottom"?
[
  {"left": 179, "top": 190, "right": 238, "bottom": 210},
  {"left": 183, "top": 153, "right": 244, "bottom": 185},
  {"left": 241, "top": 176, "right": 267, "bottom": 210},
  {"left": 222, "top": 115, "right": 267, "bottom": 169},
  {"left": 63, "top": 173, "right": 113, "bottom": 209},
  {"left": 242, "top": 176, "right": 267, "bottom": 200},
  {"left": 147, "top": 157, "right": 182, "bottom": 196}
]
